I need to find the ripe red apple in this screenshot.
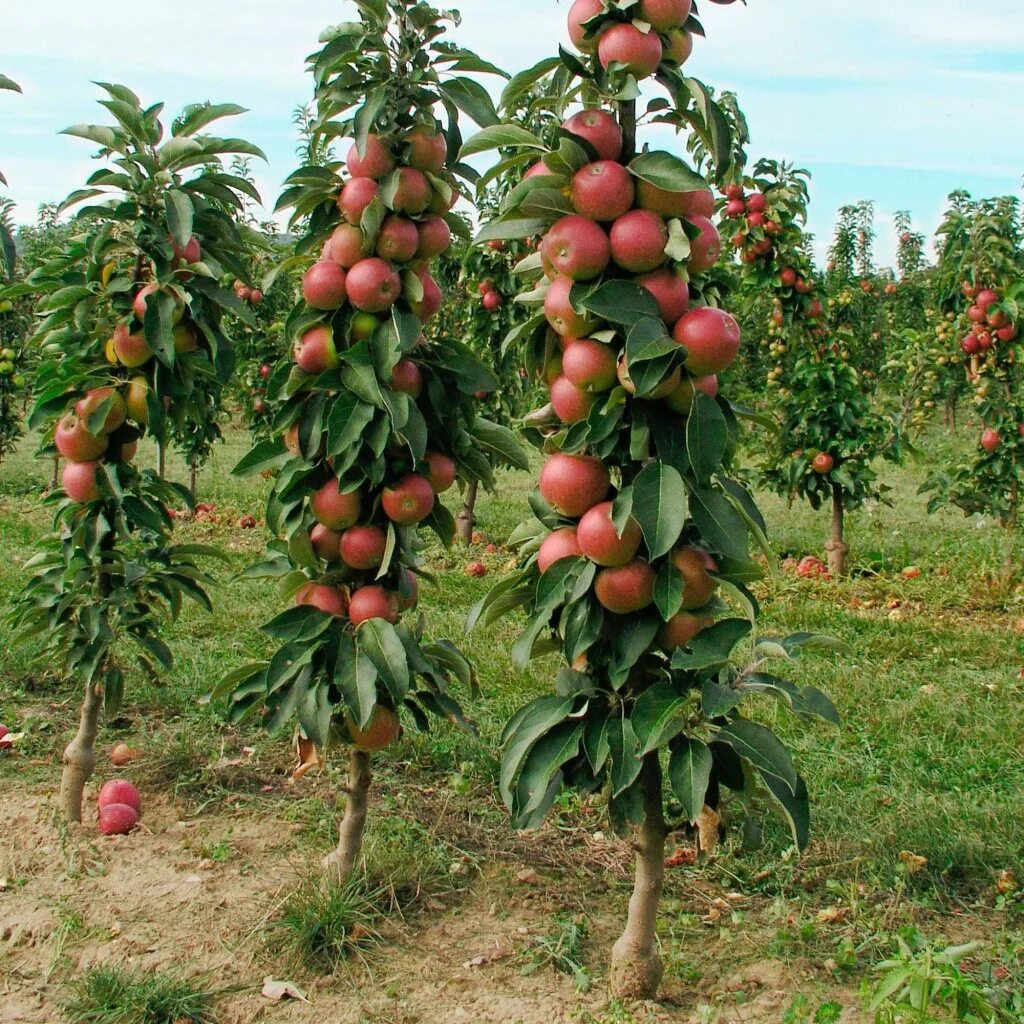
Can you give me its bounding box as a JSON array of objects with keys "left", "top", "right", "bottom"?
[
  {"left": 977, "top": 331, "right": 993, "bottom": 350},
  {"left": 55, "top": 414, "right": 108, "bottom": 462},
  {"left": 406, "top": 124, "right": 447, "bottom": 174},
  {"left": 538, "top": 527, "right": 584, "bottom": 572},
  {"left": 961, "top": 334, "right": 980, "bottom": 355},
  {"left": 542, "top": 215, "right": 611, "bottom": 281},
  {"left": 673, "top": 306, "right": 740, "bottom": 376},
  {"left": 340, "top": 525, "right": 388, "bottom": 570},
  {"left": 99, "top": 803, "right": 139, "bottom": 836},
  {"left": 482, "top": 290, "right": 503, "bottom": 312},
  {"left": 725, "top": 198, "right": 746, "bottom": 218},
  {"left": 75, "top": 386, "right": 126, "bottom": 434},
  {"left": 812, "top": 452, "right": 834, "bottom": 474},
  {"left": 346, "top": 133, "right": 396, "bottom": 180},
  {"left": 416, "top": 215, "right": 452, "bottom": 259},
  {"left": 609, "top": 209, "right": 668, "bottom": 273},
  {"left": 346, "top": 258, "right": 401, "bottom": 313},
  {"left": 594, "top": 559, "right": 656, "bottom": 613},
  {"left": 562, "top": 109, "right": 623, "bottom": 161},
  {"left": 328, "top": 224, "right": 365, "bottom": 268},
  {"left": 310, "top": 523, "right": 343, "bottom": 562},
  {"left": 981, "top": 428, "right": 1000, "bottom": 452},
  {"left": 658, "top": 611, "right": 713, "bottom": 650},
  {"left": 976, "top": 289, "right": 999, "bottom": 312},
  {"left": 663, "top": 27, "right": 694, "bottom": 65},
  {"left": 745, "top": 192, "right": 766, "bottom": 213},
  {"left": 375, "top": 215, "right": 420, "bottom": 263},
  {"left": 997, "top": 324, "right": 1019, "bottom": 342},
  {"left": 303, "top": 261, "right": 348, "bottom": 310},
  {"left": 296, "top": 582, "right": 349, "bottom": 617},
  {"left": 551, "top": 376, "right": 597, "bottom": 424},
  {"left": 388, "top": 357, "right": 421, "bottom": 397},
  {"left": 636, "top": 180, "right": 713, "bottom": 220},
  {"left": 686, "top": 215, "right": 722, "bottom": 272},
  {"left": 578, "top": 501, "right": 642, "bottom": 566},
  {"left": 562, "top": 338, "right": 618, "bottom": 392},
  {"left": 339, "top": 177, "right": 380, "bottom": 224},
  {"left": 807, "top": 298, "right": 823, "bottom": 319},
  {"left": 544, "top": 275, "right": 600, "bottom": 337},
  {"left": 382, "top": 473, "right": 435, "bottom": 526},
  {"left": 539, "top": 452, "right": 610, "bottom": 517},
  {"left": 170, "top": 234, "right": 201, "bottom": 265},
  {"left": 397, "top": 568, "right": 419, "bottom": 611},
  {"left": 424, "top": 451, "right": 456, "bottom": 493},
  {"left": 570, "top": 161, "right": 636, "bottom": 222},
  {"left": 294, "top": 325, "right": 340, "bottom": 374},
  {"left": 132, "top": 283, "right": 159, "bottom": 321},
  {"left": 349, "top": 585, "right": 400, "bottom": 625},
  {"left": 780, "top": 267, "right": 797, "bottom": 288},
  {"left": 751, "top": 238, "right": 772, "bottom": 257},
  {"left": 98, "top": 778, "right": 141, "bottom": 812},
  {"left": 114, "top": 329, "right": 153, "bottom": 369},
  {"left": 598, "top": 23, "right": 663, "bottom": 79},
  {"left": 637, "top": 0, "right": 693, "bottom": 32},
  {"left": 63, "top": 460, "right": 102, "bottom": 503},
  {"left": 671, "top": 546, "right": 717, "bottom": 608},
  {"left": 967, "top": 305, "right": 985, "bottom": 323},
  {"left": 345, "top": 705, "right": 401, "bottom": 750},
  {"left": 795, "top": 277, "right": 813, "bottom": 295},
  {"left": 636, "top": 267, "right": 689, "bottom": 325},
  {"left": 567, "top": 0, "right": 605, "bottom": 51},
  {"left": 746, "top": 211, "right": 766, "bottom": 229},
  {"left": 987, "top": 308, "right": 1008, "bottom": 329},
  {"left": 311, "top": 478, "right": 362, "bottom": 530},
  {"left": 664, "top": 373, "right": 718, "bottom": 413},
  {"left": 962, "top": 280, "right": 979, "bottom": 299},
  {"left": 411, "top": 272, "right": 442, "bottom": 321},
  {"left": 389, "top": 167, "right": 431, "bottom": 215}
]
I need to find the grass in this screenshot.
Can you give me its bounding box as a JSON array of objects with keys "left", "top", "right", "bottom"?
[
  {"left": 2, "top": 411, "right": 1024, "bottom": 1000},
  {"left": 62, "top": 966, "right": 218, "bottom": 1024}
]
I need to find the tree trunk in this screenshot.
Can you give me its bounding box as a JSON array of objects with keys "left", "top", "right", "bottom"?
[
  {"left": 60, "top": 677, "right": 103, "bottom": 822},
  {"left": 188, "top": 460, "right": 197, "bottom": 499},
  {"left": 610, "top": 753, "right": 668, "bottom": 1000},
  {"left": 456, "top": 480, "right": 478, "bottom": 545},
  {"left": 945, "top": 390, "right": 958, "bottom": 434},
  {"left": 157, "top": 441, "right": 166, "bottom": 479},
  {"left": 322, "top": 749, "right": 372, "bottom": 885},
  {"left": 50, "top": 453, "right": 60, "bottom": 492},
  {"left": 825, "top": 483, "right": 848, "bottom": 576}
]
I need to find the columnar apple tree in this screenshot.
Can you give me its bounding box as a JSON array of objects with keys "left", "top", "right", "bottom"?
[
  {"left": 465, "top": 0, "right": 837, "bottom": 1001},
  {"left": 723, "top": 162, "right": 894, "bottom": 575},
  {"left": 215, "top": 0, "right": 524, "bottom": 884},
  {"left": 924, "top": 194, "right": 1024, "bottom": 580},
  {"left": 9, "top": 87, "right": 259, "bottom": 821}
]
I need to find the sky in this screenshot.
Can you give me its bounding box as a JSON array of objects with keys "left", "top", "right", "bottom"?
[{"left": 2, "top": 0, "right": 1023, "bottom": 269}]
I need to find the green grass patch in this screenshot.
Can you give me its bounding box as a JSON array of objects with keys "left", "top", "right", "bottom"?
[{"left": 62, "top": 966, "right": 218, "bottom": 1024}]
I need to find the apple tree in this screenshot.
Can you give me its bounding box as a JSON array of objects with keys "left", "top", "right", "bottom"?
[
  {"left": 464, "top": 0, "right": 838, "bottom": 1000},
  {"left": 923, "top": 194, "right": 1024, "bottom": 581},
  {"left": 214, "top": 0, "right": 525, "bottom": 884},
  {"left": 8, "top": 86, "right": 259, "bottom": 821}
]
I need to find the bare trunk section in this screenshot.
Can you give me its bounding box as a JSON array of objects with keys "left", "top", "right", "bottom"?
[
  {"left": 157, "top": 441, "right": 166, "bottom": 479},
  {"left": 50, "top": 453, "right": 61, "bottom": 492},
  {"left": 322, "top": 749, "right": 372, "bottom": 885},
  {"left": 188, "top": 460, "right": 197, "bottom": 500},
  {"left": 610, "top": 753, "right": 668, "bottom": 1000},
  {"left": 455, "top": 479, "right": 478, "bottom": 545},
  {"left": 60, "top": 677, "right": 103, "bottom": 822},
  {"left": 825, "top": 483, "right": 848, "bottom": 576}
]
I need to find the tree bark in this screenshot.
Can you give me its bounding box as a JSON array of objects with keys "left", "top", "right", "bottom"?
[
  {"left": 188, "top": 460, "right": 197, "bottom": 499},
  {"left": 825, "top": 483, "right": 848, "bottom": 576},
  {"left": 456, "top": 479, "right": 478, "bottom": 545},
  {"left": 610, "top": 753, "right": 668, "bottom": 1000},
  {"left": 60, "top": 677, "right": 103, "bottom": 822},
  {"left": 157, "top": 441, "right": 166, "bottom": 479},
  {"left": 322, "top": 748, "right": 372, "bottom": 885},
  {"left": 50, "top": 453, "right": 60, "bottom": 492}
]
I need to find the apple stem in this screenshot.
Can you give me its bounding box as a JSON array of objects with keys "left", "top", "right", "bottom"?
[
  {"left": 60, "top": 677, "right": 103, "bottom": 822},
  {"left": 322, "top": 748, "right": 372, "bottom": 885},
  {"left": 610, "top": 752, "right": 667, "bottom": 999},
  {"left": 825, "top": 482, "right": 848, "bottom": 576}
]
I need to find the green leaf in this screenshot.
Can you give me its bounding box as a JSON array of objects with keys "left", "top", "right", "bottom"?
[
  {"left": 653, "top": 561, "right": 684, "bottom": 620},
  {"left": 172, "top": 102, "right": 247, "bottom": 136},
  {"left": 578, "top": 280, "right": 661, "bottom": 325},
  {"left": 689, "top": 484, "right": 749, "bottom": 561},
  {"left": 631, "top": 462, "right": 687, "bottom": 560},
  {"left": 632, "top": 681, "right": 688, "bottom": 755},
  {"left": 233, "top": 439, "right": 288, "bottom": 477},
  {"left": 165, "top": 190, "right": 194, "bottom": 248},
  {"left": 512, "top": 721, "right": 583, "bottom": 827},
  {"left": 668, "top": 736, "right": 712, "bottom": 822},
  {"left": 716, "top": 719, "right": 798, "bottom": 794},
  {"left": 439, "top": 77, "right": 500, "bottom": 128},
  {"left": 700, "top": 680, "right": 741, "bottom": 717},
  {"left": 356, "top": 618, "right": 410, "bottom": 704},
  {"left": 459, "top": 124, "right": 547, "bottom": 160},
  {"left": 334, "top": 637, "right": 379, "bottom": 731},
  {"left": 469, "top": 417, "right": 529, "bottom": 470},
  {"left": 607, "top": 715, "right": 642, "bottom": 797},
  {"left": 629, "top": 150, "right": 708, "bottom": 193},
  {"left": 761, "top": 772, "right": 810, "bottom": 851},
  {"left": 500, "top": 695, "right": 575, "bottom": 810},
  {"left": 687, "top": 392, "right": 728, "bottom": 484},
  {"left": 671, "top": 618, "right": 751, "bottom": 672}
]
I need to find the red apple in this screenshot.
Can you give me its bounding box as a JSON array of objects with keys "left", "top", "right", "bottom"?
[
  {"left": 636, "top": 180, "right": 714, "bottom": 219},
  {"left": 637, "top": 0, "right": 693, "bottom": 32},
  {"left": 376, "top": 215, "right": 420, "bottom": 263},
  {"left": 410, "top": 272, "right": 442, "bottom": 321},
  {"left": 311, "top": 478, "right": 362, "bottom": 530},
  {"left": 542, "top": 215, "right": 611, "bottom": 281},
  {"left": 570, "top": 161, "right": 636, "bottom": 222},
  {"left": 390, "top": 358, "right": 422, "bottom": 397},
  {"left": 812, "top": 452, "right": 834, "bottom": 474},
  {"left": 981, "top": 428, "right": 1000, "bottom": 452},
  {"left": 551, "top": 375, "right": 597, "bottom": 424},
  {"left": 406, "top": 124, "right": 447, "bottom": 174},
  {"left": 594, "top": 559, "right": 656, "bottom": 613},
  {"left": 780, "top": 267, "right": 797, "bottom": 288},
  {"left": 482, "top": 290, "right": 503, "bottom": 312},
  {"left": 75, "top": 386, "right": 126, "bottom": 434},
  {"left": 609, "top": 209, "right": 668, "bottom": 273},
  {"left": 340, "top": 526, "right": 388, "bottom": 570},
  {"left": 671, "top": 545, "right": 717, "bottom": 609},
  {"left": 424, "top": 451, "right": 456, "bottom": 493},
  {"left": 658, "top": 610, "right": 713, "bottom": 650},
  {"left": 544, "top": 275, "right": 600, "bottom": 337},
  {"left": 664, "top": 373, "right": 718, "bottom": 413},
  {"left": 339, "top": 178, "right": 380, "bottom": 224},
  {"left": 673, "top": 306, "right": 740, "bottom": 376},
  {"left": 416, "top": 215, "right": 452, "bottom": 259},
  {"left": 663, "top": 27, "right": 694, "bottom": 65},
  {"left": 63, "top": 461, "right": 102, "bottom": 503},
  {"left": 976, "top": 289, "right": 999, "bottom": 312},
  {"left": 686, "top": 215, "right": 722, "bottom": 272},
  {"left": 538, "top": 527, "right": 584, "bottom": 572},
  {"left": 329, "top": 224, "right": 365, "bottom": 269},
  {"left": 598, "top": 23, "right": 663, "bottom": 79},
  {"left": 382, "top": 473, "right": 435, "bottom": 526},
  {"left": 294, "top": 325, "right": 339, "bottom": 374},
  {"left": 346, "top": 258, "right": 401, "bottom": 313},
  {"left": 98, "top": 779, "right": 141, "bottom": 813},
  {"left": 539, "top": 452, "right": 610, "bottom": 517},
  {"left": 55, "top": 414, "right": 108, "bottom": 462},
  {"left": 567, "top": 0, "right": 605, "bottom": 51},
  {"left": 578, "top": 501, "right": 642, "bottom": 566},
  {"left": 296, "top": 582, "right": 349, "bottom": 617},
  {"left": 310, "top": 524, "right": 343, "bottom": 562},
  {"left": 303, "top": 261, "right": 348, "bottom": 310},
  {"left": 346, "top": 133, "right": 396, "bottom": 180},
  {"left": 562, "top": 108, "right": 623, "bottom": 161},
  {"left": 389, "top": 167, "right": 431, "bottom": 215},
  {"left": 349, "top": 585, "right": 400, "bottom": 625},
  {"left": 114, "top": 329, "right": 153, "bottom": 369},
  {"left": 562, "top": 338, "right": 618, "bottom": 392},
  {"left": 636, "top": 267, "right": 689, "bottom": 325}
]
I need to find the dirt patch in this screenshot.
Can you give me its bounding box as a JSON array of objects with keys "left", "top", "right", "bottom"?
[{"left": 0, "top": 782, "right": 865, "bottom": 1024}]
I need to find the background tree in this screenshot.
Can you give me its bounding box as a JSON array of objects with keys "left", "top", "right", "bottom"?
[
  {"left": 465, "top": 0, "right": 836, "bottom": 1000},
  {"left": 9, "top": 86, "right": 258, "bottom": 821},
  {"left": 216, "top": 0, "right": 525, "bottom": 884},
  {"left": 923, "top": 194, "right": 1024, "bottom": 582}
]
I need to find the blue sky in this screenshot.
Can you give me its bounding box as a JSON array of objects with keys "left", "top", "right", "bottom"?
[{"left": 2, "top": 0, "right": 1022, "bottom": 268}]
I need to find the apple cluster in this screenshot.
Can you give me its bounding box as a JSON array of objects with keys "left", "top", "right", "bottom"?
[
  {"left": 961, "top": 282, "right": 1019, "bottom": 357},
  {"left": 568, "top": 0, "right": 703, "bottom": 77},
  {"left": 55, "top": 237, "right": 209, "bottom": 504},
  {"left": 283, "top": 126, "right": 460, "bottom": 650}
]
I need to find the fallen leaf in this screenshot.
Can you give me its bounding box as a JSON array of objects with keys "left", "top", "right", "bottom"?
[
  {"left": 665, "top": 847, "right": 696, "bottom": 868},
  {"left": 697, "top": 805, "right": 721, "bottom": 855},
  {"left": 816, "top": 906, "right": 846, "bottom": 924},
  {"left": 261, "top": 978, "right": 309, "bottom": 1003},
  {"left": 515, "top": 868, "right": 539, "bottom": 885},
  {"left": 292, "top": 735, "right": 320, "bottom": 780},
  {"left": 899, "top": 850, "right": 927, "bottom": 874},
  {"left": 997, "top": 869, "right": 1017, "bottom": 894}
]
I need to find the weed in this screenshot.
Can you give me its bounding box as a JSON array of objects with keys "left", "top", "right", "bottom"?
[{"left": 62, "top": 966, "right": 218, "bottom": 1024}]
